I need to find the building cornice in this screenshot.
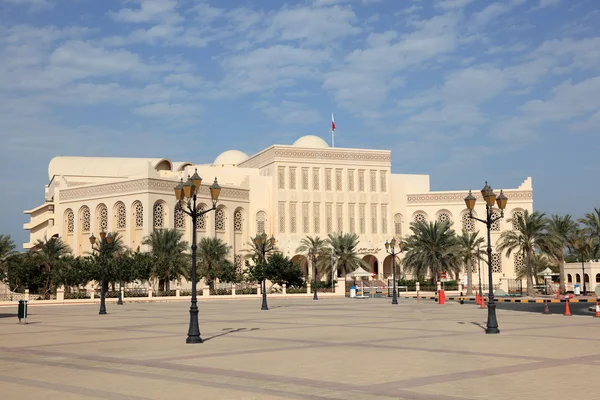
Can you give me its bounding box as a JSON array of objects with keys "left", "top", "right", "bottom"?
[
  {"left": 239, "top": 146, "right": 391, "bottom": 169},
  {"left": 59, "top": 178, "right": 249, "bottom": 202},
  {"left": 407, "top": 190, "right": 533, "bottom": 204}
]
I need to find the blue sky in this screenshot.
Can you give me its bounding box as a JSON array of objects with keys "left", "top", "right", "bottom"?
[{"left": 1, "top": 0, "right": 599, "bottom": 247}]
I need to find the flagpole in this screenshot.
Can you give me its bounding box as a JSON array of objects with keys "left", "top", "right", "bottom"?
[{"left": 332, "top": 128, "right": 335, "bottom": 148}]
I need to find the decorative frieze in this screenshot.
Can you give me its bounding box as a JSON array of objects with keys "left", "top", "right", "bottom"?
[
  {"left": 407, "top": 190, "right": 532, "bottom": 204},
  {"left": 239, "top": 147, "right": 391, "bottom": 168}
]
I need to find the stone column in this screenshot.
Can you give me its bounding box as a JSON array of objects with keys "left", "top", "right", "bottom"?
[
  {"left": 57, "top": 286, "right": 64, "bottom": 302},
  {"left": 282, "top": 283, "right": 287, "bottom": 295},
  {"left": 415, "top": 282, "right": 420, "bottom": 292},
  {"left": 148, "top": 287, "right": 153, "bottom": 298},
  {"left": 176, "top": 286, "right": 180, "bottom": 297},
  {"left": 90, "top": 288, "right": 95, "bottom": 300},
  {"left": 24, "top": 289, "right": 30, "bottom": 301},
  {"left": 231, "top": 284, "right": 236, "bottom": 296},
  {"left": 307, "top": 282, "right": 311, "bottom": 294},
  {"left": 203, "top": 286, "right": 210, "bottom": 297}
]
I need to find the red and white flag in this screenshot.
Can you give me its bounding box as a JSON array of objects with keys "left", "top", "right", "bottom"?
[{"left": 331, "top": 113, "right": 336, "bottom": 131}]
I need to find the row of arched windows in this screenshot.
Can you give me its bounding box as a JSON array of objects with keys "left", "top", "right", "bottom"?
[
  {"left": 567, "top": 274, "right": 600, "bottom": 283},
  {"left": 63, "top": 201, "right": 249, "bottom": 236},
  {"left": 408, "top": 209, "right": 526, "bottom": 233}
]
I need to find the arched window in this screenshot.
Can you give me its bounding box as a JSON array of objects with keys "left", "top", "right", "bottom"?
[
  {"left": 412, "top": 212, "right": 427, "bottom": 224},
  {"left": 256, "top": 211, "right": 267, "bottom": 234},
  {"left": 436, "top": 210, "right": 452, "bottom": 225},
  {"left": 584, "top": 274, "right": 589, "bottom": 283},
  {"left": 511, "top": 209, "right": 525, "bottom": 231},
  {"left": 215, "top": 207, "right": 225, "bottom": 232},
  {"left": 174, "top": 203, "right": 185, "bottom": 230},
  {"left": 97, "top": 204, "right": 108, "bottom": 233},
  {"left": 114, "top": 202, "right": 126, "bottom": 230},
  {"left": 491, "top": 253, "right": 502, "bottom": 273},
  {"left": 234, "top": 209, "right": 243, "bottom": 232},
  {"left": 568, "top": 274, "right": 572, "bottom": 283},
  {"left": 196, "top": 204, "right": 206, "bottom": 230},
  {"left": 65, "top": 209, "right": 75, "bottom": 234},
  {"left": 80, "top": 206, "right": 91, "bottom": 233},
  {"left": 153, "top": 202, "right": 165, "bottom": 229},
  {"left": 576, "top": 274, "right": 581, "bottom": 283},
  {"left": 596, "top": 274, "right": 600, "bottom": 283},
  {"left": 394, "top": 213, "right": 403, "bottom": 236},
  {"left": 134, "top": 202, "right": 144, "bottom": 228},
  {"left": 514, "top": 253, "right": 524, "bottom": 273},
  {"left": 461, "top": 211, "right": 475, "bottom": 232}
]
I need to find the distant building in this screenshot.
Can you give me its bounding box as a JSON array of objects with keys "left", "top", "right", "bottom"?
[{"left": 24, "top": 135, "right": 533, "bottom": 287}]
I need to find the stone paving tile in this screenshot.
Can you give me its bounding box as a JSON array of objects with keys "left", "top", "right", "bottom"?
[{"left": 1, "top": 297, "right": 598, "bottom": 399}]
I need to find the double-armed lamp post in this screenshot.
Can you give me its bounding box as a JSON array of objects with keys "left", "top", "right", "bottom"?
[
  {"left": 253, "top": 232, "right": 276, "bottom": 311},
  {"left": 385, "top": 238, "right": 403, "bottom": 305},
  {"left": 464, "top": 182, "right": 508, "bottom": 334},
  {"left": 309, "top": 248, "right": 319, "bottom": 300},
  {"left": 174, "top": 169, "right": 221, "bottom": 344},
  {"left": 89, "top": 231, "right": 113, "bottom": 315}
]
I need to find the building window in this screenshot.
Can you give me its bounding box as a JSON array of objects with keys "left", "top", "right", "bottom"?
[
  {"left": 462, "top": 212, "right": 475, "bottom": 232},
  {"left": 302, "top": 203, "right": 309, "bottom": 233},
  {"left": 394, "top": 213, "right": 403, "bottom": 236},
  {"left": 491, "top": 210, "right": 501, "bottom": 231},
  {"left": 359, "top": 204, "right": 366, "bottom": 234},
  {"left": 278, "top": 166, "right": 285, "bottom": 189},
  {"left": 491, "top": 253, "right": 502, "bottom": 273},
  {"left": 302, "top": 168, "right": 309, "bottom": 190},
  {"left": 313, "top": 168, "right": 320, "bottom": 190},
  {"left": 514, "top": 253, "right": 524, "bottom": 274},
  {"left": 349, "top": 204, "right": 355, "bottom": 232},
  {"left": 568, "top": 274, "right": 572, "bottom": 283},
  {"left": 215, "top": 207, "right": 225, "bottom": 231},
  {"left": 413, "top": 212, "right": 427, "bottom": 223},
  {"left": 289, "top": 202, "right": 297, "bottom": 233},
  {"left": 380, "top": 171, "right": 387, "bottom": 193},
  {"left": 371, "top": 204, "right": 377, "bottom": 233},
  {"left": 596, "top": 274, "right": 600, "bottom": 283},
  {"left": 326, "top": 203, "right": 333, "bottom": 233},
  {"left": 134, "top": 202, "right": 143, "bottom": 228},
  {"left": 289, "top": 167, "right": 296, "bottom": 190},
  {"left": 335, "top": 169, "right": 342, "bottom": 191},
  {"left": 278, "top": 202, "right": 285, "bottom": 233},
  {"left": 336, "top": 203, "right": 343, "bottom": 232},
  {"left": 153, "top": 202, "right": 165, "bottom": 229},
  {"left": 348, "top": 170, "right": 355, "bottom": 191},
  {"left": 98, "top": 204, "right": 108, "bottom": 232},
  {"left": 234, "top": 209, "right": 243, "bottom": 232},
  {"left": 256, "top": 211, "right": 266, "bottom": 234},
  {"left": 576, "top": 274, "right": 581, "bottom": 283},
  {"left": 66, "top": 209, "right": 74, "bottom": 234},
  {"left": 174, "top": 203, "right": 186, "bottom": 229},
  {"left": 196, "top": 204, "right": 206, "bottom": 230},
  {"left": 437, "top": 211, "right": 452, "bottom": 224},
  {"left": 325, "top": 169, "right": 332, "bottom": 191},
  {"left": 370, "top": 170, "right": 377, "bottom": 192},
  {"left": 234, "top": 254, "right": 242, "bottom": 268},
  {"left": 116, "top": 202, "right": 126, "bottom": 230},
  {"left": 81, "top": 206, "right": 91, "bottom": 233},
  {"left": 358, "top": 170, "right": 365, "bottom": 192},
  {"left": 313, "top": 203, "right": 320, "bottom": 233},
  {"left": 512, "top": 210, "right": 524, "bottom": 231},
  {"left": 381, "top": 204, "right": 387, "bottom": 233}
]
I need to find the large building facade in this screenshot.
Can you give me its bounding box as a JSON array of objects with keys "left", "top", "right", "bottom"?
[{"left": 23, "top": 135, "right": 534, "bottom": 286}]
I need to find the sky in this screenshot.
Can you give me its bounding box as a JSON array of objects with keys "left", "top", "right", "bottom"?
[{"left": 1, "top": 0, "right": 599, "bottom": 247}]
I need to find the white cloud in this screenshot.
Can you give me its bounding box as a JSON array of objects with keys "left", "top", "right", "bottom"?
[
  {"left": 109, "top": 0, "right": 181, "bottom": 24},
  {"left": 470, "top": 0, "right": 525, "bottom": 28}
]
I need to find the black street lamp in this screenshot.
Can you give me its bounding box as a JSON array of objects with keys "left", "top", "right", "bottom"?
[
  {"left": 310, "top": 248, "right": 318, "bottom": 300},
  {"left": 465, "top": 182, "right": 508, "bottom": 334},
  {"left": 385, "top": 238, "right": 403, "bottom": 305},
  {"left": 253, "top": 232, "right": 276, "bottom": 310},
  {"left": 89, "top": 231, "right": 114, "bottom": 315},
  {"left": 477, "top": 243, "right": 483, "bottom": 300},
  {"left": 174, "top": 169, "right": 221, "bottom": 344},
  {"left": 115, "top": 250, "right": 125, "bottom": 306}
]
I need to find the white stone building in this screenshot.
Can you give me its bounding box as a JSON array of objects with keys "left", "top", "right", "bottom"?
[{"left": 23, "top": 135, "right": 534, "bottom": 286}]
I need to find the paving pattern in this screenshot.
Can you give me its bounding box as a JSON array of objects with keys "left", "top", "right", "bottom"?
[{"left": 0, "top": 297, "right": 597, "bottom": 399}]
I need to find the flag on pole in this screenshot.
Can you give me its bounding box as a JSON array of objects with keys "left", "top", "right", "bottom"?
[{"left": 331, "top": 113, "right": 336, "bottom": 131}]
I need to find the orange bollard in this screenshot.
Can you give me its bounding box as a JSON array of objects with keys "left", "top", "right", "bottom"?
[
  {"left": 563, "top": 298, "right": 572, "bottom": 316},
  {"left": 542, "top": 299, "right": 551, "bottom": 315},
  {"left": 594, "top": 299, "right": 600, "bottom": 318}
]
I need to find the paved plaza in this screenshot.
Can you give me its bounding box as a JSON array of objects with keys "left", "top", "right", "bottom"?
[{"left": 0, "top": 297, "right": 597, "bottom": 400}]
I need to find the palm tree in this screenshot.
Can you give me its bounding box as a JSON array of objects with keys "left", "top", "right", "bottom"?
[
  {"left": 579, "top": 208, "right": 600, "bottom": 256},
  {"left": 497, "top": 210, "right": 555, "bottom": 297},
  {"left": 326, "top": 232, "right": 367, "bottom": 278},
  {"left": 402, "top": 221, "right": 461, "bottom": 284},
  {"left": 568, "top": 229, "right": 596, "bottom": 295},
  {"left": 455, "top": 230, "right": 485, "bottom": 296},
  {"left": 547, "top": 214, "right": 578, "bottom": 294},
  {"left": 142, "top": 229, "right": 190, "bottom": 291},
  {"left": 0, "top": 234, "right": 16, "bottom": 280},
  {"left": 295, "top": 236, "right": 330, "bottom": 280},
  {"left": 196, "top": 237, "right": 231, "bottom": 291},
  {"left": 30, "top": 236, "right": 72, "bottom": 298}
]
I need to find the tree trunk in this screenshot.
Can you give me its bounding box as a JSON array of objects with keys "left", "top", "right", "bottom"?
[
  {"left": 526, "top": 249, "right": 535, "bottom": 297},
  {"left": 466, "top": 258, "right": 473, "bottom": 296},
  {"left": 559, "top": 258, "right": 566, "bottom": 295}
]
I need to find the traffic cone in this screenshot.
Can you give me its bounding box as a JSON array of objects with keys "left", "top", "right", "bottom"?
[
  {"left": 479, "top": 294, "right": 487, "bottom": 309},
  {"left": 563, "top": 298, "right": 572, "bottom": 316},
  {"left": 542, "top": 299, "right": 551, "bottom": 315},
  {"left": 475, "top": 290, "right": 480, "bottom": 305},
  {"left": 594, "top": 299, "right": 600, "bottom": 318},
  {"left": 556, "top": 290, "right": 560, "bottom": 299}
]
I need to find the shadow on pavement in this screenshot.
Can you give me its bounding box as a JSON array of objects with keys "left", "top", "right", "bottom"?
[{"left": 203, "top": 327, "right": 259, "bottom": 342}]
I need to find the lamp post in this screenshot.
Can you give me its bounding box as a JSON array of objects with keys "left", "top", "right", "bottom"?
[
  {"left": 89, "top": 231, "right": 114, "bottom": 315},
  {"left": 174, "top": 169, "right": 221, "bottom": 344},
  {"left": 385, "top": 238, "right": 403, "bottom": 305},
  {"left": 253, "top": 233, "right": 276, "bottom": 310},
  {"left": 115, "top": 250, "right": 125, "bottom": 306},
  {"left": 310, "top": 248, "right": 319, "bottom": 300},
  {"left": 464, "top": 182, "right": 508, "bottom": 334},
  {"left": 477, "top": 243, "right": 483, "bottom": 298}
]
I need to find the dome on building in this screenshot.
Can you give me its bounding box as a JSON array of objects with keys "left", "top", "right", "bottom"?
[
  {"left": 213, "top": 150, "right": 249, "bottom": 166},
  {"left": 292, "top": 135, "right": 329, "bottom": 149}
]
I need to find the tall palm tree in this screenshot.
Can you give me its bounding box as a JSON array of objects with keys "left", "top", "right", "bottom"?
[
  {"left": 579, "top": 208, "right": 600, "bottom": 256},
  {"left": 547, "top": 214, "right": 578, "bottom": 294},
  {"left": 455, "top": 230, "right": 485, "bottom": 296},
  {"left": 30, "top": 236, "right": 72, "bottom": 297},
  {"left": 142, "top": 229, "right": 190, "bottom": 291},
  {"left": 0, "top": 234, "right": 16, "bottom": 280},
  {"left": 497, "top": 210, "right": 555, "bottom": 297},
  {"left": 295, "top": 236, "right": 330, "bottom": 280},
  {"left": 326, "top": 232, "right": 367, "bottom": 278},
  {"left": 568, "top": 229, "right": 596, "bottom": 294},
  {"left": 196, "top": 237, "right": 231, "bottom": 291},
  {"left": 402, "top": 221, "right": 461, "bottom": 284}
]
